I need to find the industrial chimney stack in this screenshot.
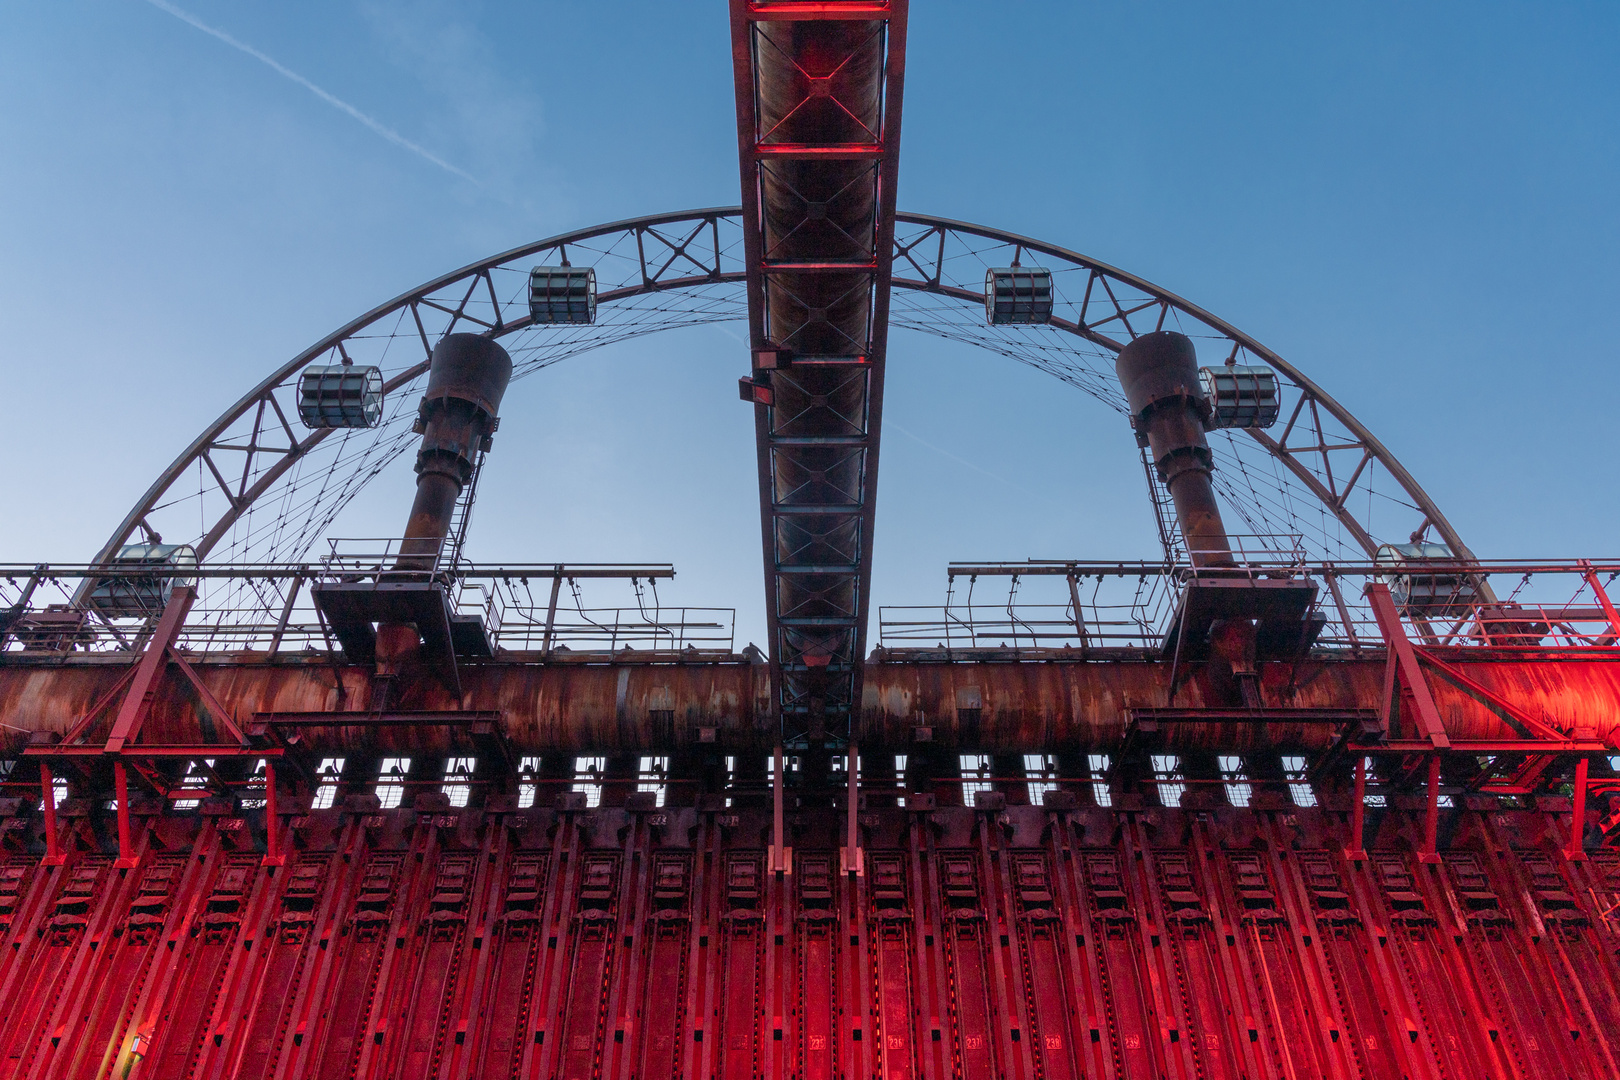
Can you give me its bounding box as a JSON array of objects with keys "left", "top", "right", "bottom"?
[
  {"left": 1115, "top": 330, "right": 1234, "bottom": 568},
  {"left": 374, "top": 333, "right": 512, "bottom": 676}
]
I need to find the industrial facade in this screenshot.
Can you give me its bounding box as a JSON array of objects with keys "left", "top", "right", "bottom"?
[{"left": 3, "top": 3, "right": 1619, "bottom": 1078}]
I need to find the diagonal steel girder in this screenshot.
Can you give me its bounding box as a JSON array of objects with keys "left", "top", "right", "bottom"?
[{"left": 730, "top": 0, "right": 908, "bottom": 745}]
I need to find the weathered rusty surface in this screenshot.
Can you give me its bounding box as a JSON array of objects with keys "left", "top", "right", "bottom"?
[
  {"left": 397, "top": 333, "right": 514, "bottom": 568},
  {"left": 1116, "top": 330, "right": 1233, "bottom": 566},
  {"left": 3, "top": 652, "right": 1617, "bottom": 753},
  {"left": 865, "top": 655, "right": 1620, "bottom": 749}
]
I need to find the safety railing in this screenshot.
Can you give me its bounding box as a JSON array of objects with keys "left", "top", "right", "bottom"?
[
  {"left": 878, "top": 557, "right": 1620, "bottom": 654},
  {"left": 1181, "top": 534, "right": 1309, "bottom": 578},
  {"left": 5, "top": 556, "right": 1620, "bottom": 657},
  {"left": 0, "top": 559, "right": 735, "bottom": 657},
  {"left": 491, "top": 605, "right": 734, "bottom": 654}
]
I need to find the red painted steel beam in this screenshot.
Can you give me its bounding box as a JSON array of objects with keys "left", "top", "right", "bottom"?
[
  {"left": 1582, "top": 561, "right": 1620, "bottom": 644},
  {"left": 262, "top": 758, "right": 286, "bottom": 867},
  {"left": 1421, "top": 753, "right": 1442, "bottom": 863},
  {"left": 1411, "top": 642, "right": 1569, "bottom": 741},
  {"left": 113, "top": 760, "right": 136, "bottom": 867},
  {"left": 29, "top": 745, "right": 282, "bottom": 757},
  {"left": 1368, "top": 739, "right": 1609, "bottom": 753},
  {"left": 1346, "top": 752, "right": 1368, "bottom": 861},
  {"left": 754, "top": 143, "right": 886, "bottom": 157},
  {"left": 747, "top": 2, "right": 894, "bottom": 19},
  {"left": 1569, "top": 754, "right": 1590, "bottom": 861},
  {"left": 39, "top": 760, "right": 64, "bottom": 866},
  {"left": 105, "top": 585, "right": 197, "bottom": 753},
  {"left": 1366, "top": 582, "right": 1451, "bottom": 748},
  {"left": 163, "top": 644, "right": 251, "bottom": 744},
  {"left": 50, "top": 664, "right": 138, "bottom": 747}
]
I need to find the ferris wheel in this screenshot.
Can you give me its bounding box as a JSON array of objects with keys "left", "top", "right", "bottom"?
[{"left": 77, "top": 207, "right": 1474, "bottom": 628}]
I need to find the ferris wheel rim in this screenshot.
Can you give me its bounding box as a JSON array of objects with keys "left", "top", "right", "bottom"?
[
  {"left": 891, "top": 212, "right": 1474, "bottom": 563},
  {"left": 85, "top": 206, "right": 1471, "bottom": 596}
]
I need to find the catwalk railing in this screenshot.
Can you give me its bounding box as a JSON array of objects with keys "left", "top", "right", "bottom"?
[
  {"left": 6, "top": 552, "right": 1618, "bottom": 659},
  {"left": 0, "top": 546, "right": 734, "bottom": 657},
  {"left": 878, "top": 554, "right": 1620, "bottom": 654}
]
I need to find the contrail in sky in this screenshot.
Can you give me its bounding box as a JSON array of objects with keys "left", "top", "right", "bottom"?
[
  {"left": 140, "top": 0, "right": 480, "bottom": 185},
  {"left": 888, "top": 421, "right": 1037, "bottom": 497}
]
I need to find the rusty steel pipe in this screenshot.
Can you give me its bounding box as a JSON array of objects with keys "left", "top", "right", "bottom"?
[
  {"left": 6, "top": 656, "right": 1611, "bottom": 756},
  {"left": 1116, "top": 331, "right": 1233, "bottom": 567},
  {"left": 376, "top": 334, "right": 512, "bottom": 671},
  {"left": 395, "top": 334, "right": 513, "bottom": 569}
]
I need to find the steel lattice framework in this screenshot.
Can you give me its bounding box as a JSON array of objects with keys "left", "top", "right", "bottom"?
[
  {"left": 82, "top": 207, "right": 1475, "bottom": 657},
  {"left": 729, "top": 1, "right": 909, "bottom": 747},
  {"left": 10, "top": 9, "right": 1619, "bottom": 1077}
]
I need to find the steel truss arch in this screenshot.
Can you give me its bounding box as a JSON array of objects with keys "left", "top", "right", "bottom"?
[{"left": 86, "top": 207, "right": 1473, "bottom": 611}]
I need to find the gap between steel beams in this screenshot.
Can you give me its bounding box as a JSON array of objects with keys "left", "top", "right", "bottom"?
[
  {"left": 769, "top": 436, "right": 870, "bottom": 447},
  {"left": 772, "top": 504, "right": 864, "bottom": 515}
]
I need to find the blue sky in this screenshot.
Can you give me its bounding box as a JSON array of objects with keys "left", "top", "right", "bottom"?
[{"left": 2, "top": 1, "right": 1617, "bottom": 647}]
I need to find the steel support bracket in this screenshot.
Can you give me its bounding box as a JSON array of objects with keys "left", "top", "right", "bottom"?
[{"left": 1365, "top": 583, "right": 1449, "bottom": 748}]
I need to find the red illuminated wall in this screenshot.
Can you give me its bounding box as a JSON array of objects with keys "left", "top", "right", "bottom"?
[{"left": 1, "top": 797, "right": 1616, "bottom": 1079}]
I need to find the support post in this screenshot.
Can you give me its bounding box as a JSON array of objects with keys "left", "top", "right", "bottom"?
[
  {"left": 262, "top": 759, "right": 286, "bottom": 867},
  {"left": 771, "top": 743, "right": 788, "bottom": 875},
  {"left": 1583, "top": 564, "right": 1620, "bottom": 642},
  {"left": 843, "top": 744, "right": 862, "bottom": 877},
  {"left": 1323, "top": 569, "right": 1362, "bottom": 654},
  {"left": 106, "top": 586, "right": 197, "bottom": 754},
  {"left": 1345, "top": 755, "right": 1368, "bottom": 862},
  {"left": 266, "top": 570, "right": 306, "bottom": 657},
  {"left": 0, "top": 564, "right": 45, "bottom": 651},
  {"left": 1066, "top": 573, "right": 1091, "bottom": 655},
  {"left": 40, "top": 762, "right": 64, "bottom": 867},
  {"left": 1420, "top": 754, "right": 1442, "bottom": 864},
  {"left": 1366, "top": 583, "right": 1450, "bottom": 749},
  {"left": 114, "top": 762, "right": 137, "bottom": 869},
  {"left": 1567, "top": 756, "right": 1590, "bottom": 862},
  {"left": 542, "top": 570, "right": 563, "bottom": 656}
]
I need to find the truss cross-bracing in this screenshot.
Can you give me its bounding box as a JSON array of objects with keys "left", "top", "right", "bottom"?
[{"left": 730, "top": 0, "right": 909, "bottom": 747}]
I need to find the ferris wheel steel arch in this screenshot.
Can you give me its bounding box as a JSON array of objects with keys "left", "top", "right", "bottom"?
[{"left": 84, "top": 207, "right": 1475, "bottom": 598}]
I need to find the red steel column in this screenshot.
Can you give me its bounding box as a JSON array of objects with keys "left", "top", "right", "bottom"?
[
  {"left": 1582, "top": 564, "right": 1620, "bottom": 640},
  {"left": 1567, "top": 756, "right": 1590, "bottom": 861},
  {"left": 263, "top": 759, "right": 286, "bottom": 867},
  {"left": 40, "top": 761, "right": 64, "bottom": 866},
  {"left": 772, "top": 743, "right": 787, "bottom": 874},
  {"left": 1420, "top": 755, "right": 1442, "bottom": 864},
  {"left": 1346, "top": 755, "right": 1368, "bottom": 862},
  {"left": 845, "top": 744, "right": 861, "bottom": 876},
  {"left": 114, "top": 761, "right": 136, "bottom": 868},
  {"left": 104, "top": 585, "right": 196, "bottom": 753}
]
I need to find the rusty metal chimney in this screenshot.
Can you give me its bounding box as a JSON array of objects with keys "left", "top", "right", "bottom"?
[
  {"left": 375, "top": 333, "right": 512, "bottom": 674},
  {"left": 396, "top": 334, "right": 512, "bottom": 565},
  {"left": 1116, "top": 331, "right": 1234, "bottom": 567}
]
